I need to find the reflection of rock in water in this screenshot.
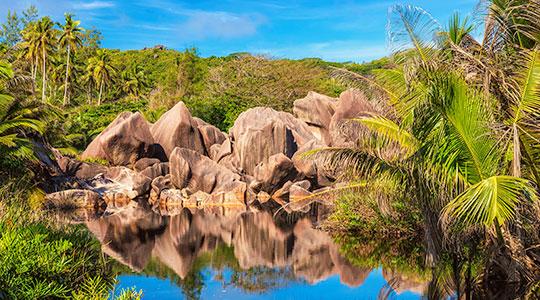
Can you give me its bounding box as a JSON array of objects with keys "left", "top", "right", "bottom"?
[
  {"left": 85, "top": 206, "right": 368, "bottom": 286},
  {"left": 86, "top": 208, "right": 167, "bottom": 271}
]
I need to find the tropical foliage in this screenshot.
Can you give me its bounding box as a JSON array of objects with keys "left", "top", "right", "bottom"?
[{"left": 316, "top": 0, "right": 540, "bottom": 285}]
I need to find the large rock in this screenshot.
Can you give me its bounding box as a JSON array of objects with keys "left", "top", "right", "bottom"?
[
  {"left": 81, "top": 112, "right": 157, "bottom": 166},
  {"left": 134, "top": 158, "right": 162, "bottom": 172},
  {"left": 329, "top": 89, "right": 380, "bottom": 147},
  {"left": 57, "top": 156, "right": 108, "bottom": 179},
  {"left": 83, "top": 167, "right": 152, "bottom": 200},
  {"left": 150, "top": 102, "right": 206, "bottom": 158},
  {"left": 252, "top": 153, "right": 299, "bottom": 194},
  {"left": 105, "top": 167, "right": 152, "bottom": 197},
  {"left": 140, "top": 162, "right": 169, "bottom": 180},
  {"left": 292, "top": 139, "right": 324, "bottom": 179},
  {"left": 149, "top": 175, "right": 172, "bottom": 206},
  {"left": 169, "top": 148, "right": 245, "bottom": 195},
  {"left": 293, "top": 91, "right": 337, "bottom": 145},
  {"left": 198, "top": 124, "right": 226, "bottom": 154},
  {"left": 228, "top": 107, "right": 316, "bottom": 175}
]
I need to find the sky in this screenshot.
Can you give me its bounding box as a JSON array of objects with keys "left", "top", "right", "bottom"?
[{"left": 1, "top": 0, "right": 480, "bottom": 62}]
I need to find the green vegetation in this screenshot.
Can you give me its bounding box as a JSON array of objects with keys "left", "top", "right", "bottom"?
[
  {"left": 0, "top": 222, "right": 113, "bottom": 298},
  {"left": 316, "top": 0, "right": 540, "bottom": 288},
  {"left": 0, "top": 177, "right": 141, "bottom": 299},
  {"left": 0, "top": 0, "right": 539, "bottom": 297}
]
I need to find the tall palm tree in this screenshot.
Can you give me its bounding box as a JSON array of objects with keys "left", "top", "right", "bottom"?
[
  {"left": 20, "top": 22, "right": 40, "bottom": 96},
  {"left": 34, "top": 17, "right": 56, "bottom": 103},
  {"left": 58, "top": 13, "right": 83, "bottom": 106},
  {"left": 87, "top": 49, "right": 115, "bottom": 105},
  {"left": 80, "top": 65, "right": 95, "bottom": 105}
]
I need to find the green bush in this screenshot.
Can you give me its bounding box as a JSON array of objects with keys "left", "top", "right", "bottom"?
[{"left": 0, "top": 223, "right": 115, "bottom": 299}]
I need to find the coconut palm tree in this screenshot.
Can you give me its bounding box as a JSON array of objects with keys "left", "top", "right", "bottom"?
[
  {"left": 319, "top": 2, "right": 540, "bottom": 280},
  {"left": 20, "top": 22, "right": 40, "bottom": 95},
  {"left": 80, "top": 65, "right": 95, "bottom": 105},
  {"left": 58, "top": 13, "right": 83, "bottom": 106},
  {"left": 87, "top": 49, "right": 115, "bottom": 105},
  {"left": 121, "top": 65, "right": 148, "bottom": 98},
  {"left": 0, "top": 61, "right": 44, "bottom": 162},
  {"left": 34, "top": 17, "right": 56, "bottom": 103}
]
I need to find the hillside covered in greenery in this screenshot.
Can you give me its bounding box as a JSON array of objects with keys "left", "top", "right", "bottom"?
[{"left": 0, "top": 6, "right": 390, "bottom": 157}]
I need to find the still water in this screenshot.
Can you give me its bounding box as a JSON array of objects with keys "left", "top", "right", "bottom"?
[{"left": 76, "top": 204, "right": 429, "bottom": 299}]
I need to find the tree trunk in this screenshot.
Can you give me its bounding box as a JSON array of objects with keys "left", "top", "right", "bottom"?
[
  {"left": 41, "top": 47, "right": 46, "bottom": 103},
  {"left": 87, "top": 84, "right": 92, "bottom": 105},
  {"left": 98, "top": 77, "right": 104, "bottom": 105},
  {"left": 63, "top": 45, "right": 71, "bottom": 106},
  {"left": 30, "top": 57, "right": 36, "bottom": 97}
]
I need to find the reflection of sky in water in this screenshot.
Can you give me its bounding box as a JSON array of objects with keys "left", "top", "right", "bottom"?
[{"left": 115, "top": 268, "right": 421, "bottom": 299}]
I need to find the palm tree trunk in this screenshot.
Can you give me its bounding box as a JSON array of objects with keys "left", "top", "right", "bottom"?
[
  {"left": 98, "top": 77, "right": 104, "bottom": 105},
  {"left": 63, "top": 45, "right": 71, "bottom": 106},
  {"left": 33, "top": 56, "right": 38, "bottom": 96},
  {"left": 87, "top": 84, "right": 91, "bottom": 105},
  {"left": 30, "top": 57, "right": 36, "bottom": 97},
  {"left": 41, "top": 47, "right": 47, "bottom": 103}
]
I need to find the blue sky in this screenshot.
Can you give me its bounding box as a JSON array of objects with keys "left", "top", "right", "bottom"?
[{"left": 1, "top": 0, "right": 479, "bottom": 62}]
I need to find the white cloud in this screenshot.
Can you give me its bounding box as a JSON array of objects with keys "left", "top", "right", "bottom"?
[{"left": 75, "top": 1, "right": 115, "bottom": 10}]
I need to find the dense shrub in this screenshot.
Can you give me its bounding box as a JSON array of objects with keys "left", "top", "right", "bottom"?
[{"left": 0, "top": 223, "right": 114, "bottom": 299}]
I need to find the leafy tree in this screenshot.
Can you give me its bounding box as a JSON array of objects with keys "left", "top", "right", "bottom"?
[
  {"left": 320, "top": 1, "right": 540, "bottom": 279},
  {"left": 81, "top": 26, "right": 102, "bottom": 50},
  {"left": 20, "top": 22, "right": 40, "bottom": 95},
  {"left": 0, "top": 11, "right": 21, "bottom": 48},
  {"left": 21, "top": 5, "right": 38, "bottom": 27},
  {"left": 58, "top": 13, "right": 84, "bottom": 106}
]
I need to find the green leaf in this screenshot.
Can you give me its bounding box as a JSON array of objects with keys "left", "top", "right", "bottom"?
[
  {"left": 443, "top": 175, "right": 537, "bottom": 227},
  {"left": 354, "top": 116, "right": 419, "bottom": 158}
]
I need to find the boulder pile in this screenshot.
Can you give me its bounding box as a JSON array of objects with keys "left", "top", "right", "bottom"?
[{"left": 47, "top": 89, "right": 376, "bottom": 212}]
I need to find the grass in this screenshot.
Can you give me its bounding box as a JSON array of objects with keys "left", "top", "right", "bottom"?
[{"left": 0, "top": 175, "right": 141, "bottom": 299}]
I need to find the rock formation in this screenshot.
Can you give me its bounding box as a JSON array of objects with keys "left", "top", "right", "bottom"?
[
  {"left": 293, "top": 91, "right": 337, "bottom": 145},
  {"left": 49, "top": 88, "right": 383, "bottom": 212},
  {"left": 81, "top": 112, "right": 159, "bottom": 166},
  {"left": 150, "top": 101, "right": 207, "bottom": 158}
]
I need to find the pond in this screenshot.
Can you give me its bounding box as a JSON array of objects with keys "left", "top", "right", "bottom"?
[{"left": 65, "top": 203, "right": 433, "bottom": 299}]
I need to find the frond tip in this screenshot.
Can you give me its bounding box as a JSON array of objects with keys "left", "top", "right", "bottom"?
[{"left": 442, "top": 176, "right": 537, "bottom": 228}]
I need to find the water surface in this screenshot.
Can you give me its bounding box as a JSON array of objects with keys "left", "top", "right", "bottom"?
[{"left": 75, "top": 204, "right": 429, "bottom": 299}]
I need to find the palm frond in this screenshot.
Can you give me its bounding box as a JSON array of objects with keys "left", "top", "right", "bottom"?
[
  {"left": 354, "top": 116, "right": 419, "bottom": 158},
  {"left": 442, "top": 175, "right": 537, "bottom": 228},
  {"left": 387, "top": 4, "right": 442, "bottom": 63}
]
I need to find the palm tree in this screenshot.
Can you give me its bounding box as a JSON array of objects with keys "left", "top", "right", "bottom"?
[
  {"left": 58, "top": 13, "right": 83, "bottom": 106},
  {"left": 80, "top": 65, "right": 95, "bottom": 105},
  {"left": 121, "top": 65, "right": 148, "bottom": 98},
  {"left": 34, "top": 17, "right": 56, "bottom": 103},
  {"left": 20, "top": 22, "right": 40, "bottom": 96},
  {"left": 319, "top": 2, "right": 540, "bottom": 278},
  {"left": 87, "top": 49, "right": 115, "bottom": 105},
  {"left": 0, "top": 61, "right": 44, "bottom": 162}
]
